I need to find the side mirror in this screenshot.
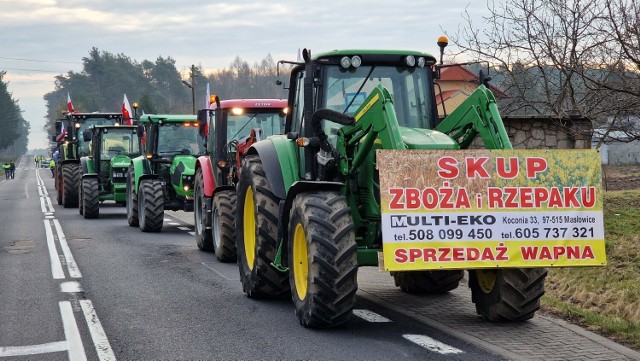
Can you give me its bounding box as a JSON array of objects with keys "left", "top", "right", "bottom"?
[{"left": 83, "top": 129, "right": 93, "bottom": 142}]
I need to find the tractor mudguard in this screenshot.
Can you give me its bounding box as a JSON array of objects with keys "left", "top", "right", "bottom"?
[
  {"left": 130, "top": 156, "right": 156, "bottom": 194},
  {"left": 248, "top": 135, "right": 298, "bottom": 200},
  {"left": 196, "top": 155, "right": 215, "bottom": 198},
  {"left": 79, "top": 157, "right": 92, "bottom": 174}
]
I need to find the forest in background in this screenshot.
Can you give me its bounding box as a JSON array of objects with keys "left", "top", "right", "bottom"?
[
  {"left": 42, "top": 48, "right": 288, "bottom": 147},
  {"left": 0, "top": 71, "right": 29, "bottom": 158}
]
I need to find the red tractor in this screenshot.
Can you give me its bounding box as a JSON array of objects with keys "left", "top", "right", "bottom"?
[{"left": 194, "top": 97, "right": 288, "bottom": 261}]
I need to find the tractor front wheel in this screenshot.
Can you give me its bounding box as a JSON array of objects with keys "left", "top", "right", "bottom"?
[
  {"left": 62, "top": 163, "right": 79, "bottom": 208},
  {"left": 236, "top": 155, "right": 289, "bottom": 298},
  {"left": 126, "top": 165, "right": 139, "bottom": 227},
  {"left": 194, "top": 168, "right": 213, "bottom": 251},
  {"left": 391, "top": 270, "right": 464, "bottom": 294},
  {"left": 138, "top": 179, "right": 164, "bottom": 232},
  {"left": 469, "top": 268, "right": 547, "bottom": 321},
  {"left": 82, "top": 178, "right": 100, "bottom": 219},
  {"left": 288, "top": 191, "right": 358, "bottom": 328},
  {"left": 212, "top": 190, "right": 236, "bottom": 262}
]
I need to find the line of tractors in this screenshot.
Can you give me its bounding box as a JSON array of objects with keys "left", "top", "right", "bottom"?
[{"left": 50, "top": 38, "right": 551, "bottom": 328}]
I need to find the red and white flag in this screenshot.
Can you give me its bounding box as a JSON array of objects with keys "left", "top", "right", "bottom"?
[
  {"left": 122, "top": 94, "right": 133, "bottom": 125},
  {"left": 67, "top": 93, "right": 75, "bottom": 113},
  {"left": 56, "top": 127, "right": 66, "bottom": 142}
]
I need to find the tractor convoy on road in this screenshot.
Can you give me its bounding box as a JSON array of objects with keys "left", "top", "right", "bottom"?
[{"left": 48, "top": 37, "right": 606, "bottom": 329}]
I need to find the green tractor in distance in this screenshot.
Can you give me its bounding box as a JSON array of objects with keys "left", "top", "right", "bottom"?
[
  {"left": 235, "top": 44, "right": 547, "bottom": 328},
  {"left": 78, "top": 125, "right": 141, "bottom": 218},
  {"left": 52, "top": 112, "right": 124, "bottom": 208},
  {"left": 127, "top": 114, "right": 206, "bottom": 232},
  {"left": 193, "top": 97, "right": 288, "bottom": 262}
]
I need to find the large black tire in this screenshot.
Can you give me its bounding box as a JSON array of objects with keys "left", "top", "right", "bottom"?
[
  {"left": 194, "top": 168, "right": 213, "bottom": 251},
  {"left": 62, "top": 163, "right": 80, "bottom": 208},
  {"left": 138, "top": 179, "right": 164, "bottom": 232},
  {"left": 82, "top": 178, "right": 100, "bottom": 219},
  {"left": 469, "top": 268, "right": 547, "bottom": 321},
  {"left": 391, "top": 270, "right": 464, "bottom": 294},
  {"left": 213, "top": 190, "right": 236, "bottom": 262},
  {"left": 126, "top": 165, "right": 139, "bottom": 227},
  {"left": 55, "top": 167, "right": 63, "bottom": 205},
  {"left": 236, "top": 155, "right": 289, "bottom": 298},
  {"left": 288, "top": 191, "right": 358, "bottom": 328}
]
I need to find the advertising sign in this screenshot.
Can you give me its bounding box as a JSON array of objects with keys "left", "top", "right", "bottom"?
[{"left": 377, "top": 149, "right": 607, "bottom": 271}]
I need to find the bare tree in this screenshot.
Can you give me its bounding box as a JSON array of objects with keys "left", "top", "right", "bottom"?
[{"left": 451, "top": 0, "right": 640, "bottom": 143}]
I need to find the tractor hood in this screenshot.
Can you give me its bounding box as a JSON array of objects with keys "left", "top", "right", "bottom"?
[
  {"left": 400, "top": 127, "right": 460, "bottom": 150},
  {"left": 110, "top": 154, "right": 134, "bottom": 168},
  {"left": 170, "top": 155, "right": 197, "bottom": 196}
]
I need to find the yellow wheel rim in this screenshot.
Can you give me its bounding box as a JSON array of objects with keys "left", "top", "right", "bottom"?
[
  {"left": 243, "top": 187, "right": 256, "bottom": 271},
  {"left": 292, "top": 223, "right": 309, "bottom": 300},
  {"left": 476, "top": 269, "right": 497, "bottom": 294}
]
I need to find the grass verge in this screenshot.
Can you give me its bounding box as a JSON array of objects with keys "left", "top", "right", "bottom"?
[{"left": 542, "top": 189, "right": 640, "bottom": 350}]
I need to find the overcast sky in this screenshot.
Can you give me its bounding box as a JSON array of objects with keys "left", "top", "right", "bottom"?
[{"left": 0, "top": 0, "right": 488, "bottom": 151}]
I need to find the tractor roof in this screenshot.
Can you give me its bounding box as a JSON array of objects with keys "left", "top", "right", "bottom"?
[
  {"left": 209, "top": 99, "right": 287, "bottom": 111},
  {"left": 66, "top": 112, "right": 122, "bottom": 121},
  {"left": 313, "top": 49, "right": 437, "bottom": 65},
  {"left": 137, "top": 114, "right": 197, "bottom": 124}
]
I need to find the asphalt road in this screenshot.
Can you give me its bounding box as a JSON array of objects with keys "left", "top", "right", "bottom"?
[{"left": 0, "top": 159, "right": 504, "bottom": 360}]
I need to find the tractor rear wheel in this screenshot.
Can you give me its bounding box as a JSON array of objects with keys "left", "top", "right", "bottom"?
[
  {"left": 82, "top": 178, "right": 100, "bottom": 219},
  {"left": 391, "top": 270, "right": 464, "bottom": 294},
  {"left": 126, "top": 166, "right": 139, "bottom": 227},
  {"left": 212, "top": 190, "right": 236, "bottom": 262},
  {"left": 138, "top": 179, "right": 164, "bottom": 232},
  {"left": 194, "top": 168, "right": 213, "bottom": 251},
  {"left": 236, "top": 155, "right": 289, "bottom": 298},
  {"left": 469, "top": 268, "right": 547, "bottom": 321},
  {"left": 288, "top": 191, "right": 358, "bottom": 328},
  {"left": 62, "top": 163, "right": 79, "bottom": 208}
]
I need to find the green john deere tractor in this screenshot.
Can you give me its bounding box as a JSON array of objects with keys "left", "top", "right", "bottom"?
[
  {"left": 78, "top": 125, "right": 140, "bottom": 218},
  {"left": 127, "top": 114, "right": 206, "bottom": 232},
  {"left": 52, "top": 112, "right": 123, "bottom": 208},
  {"left": 235, "top": 42, "right": 547, "bottom": 328}
]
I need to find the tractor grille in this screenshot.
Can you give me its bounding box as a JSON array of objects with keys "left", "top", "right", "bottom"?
[{"left": 112, "top": 168, "right": 127, "bottom": 184}]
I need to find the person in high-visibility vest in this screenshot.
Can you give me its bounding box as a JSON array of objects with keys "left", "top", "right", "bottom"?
[
  {"left": 49, "top": 158, "right": 56, "bottom": 178},
  {"left": 3, "top": 162, "right": 10, "bottom": 179}
]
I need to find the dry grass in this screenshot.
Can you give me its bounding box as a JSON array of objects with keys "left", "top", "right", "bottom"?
[{"left": 542, "top": 188, "right": 640, "bottom": 350}]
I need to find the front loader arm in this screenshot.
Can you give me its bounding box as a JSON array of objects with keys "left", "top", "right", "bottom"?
[{"left": 436, "top": 85, "right": 513, "bottom": 150}]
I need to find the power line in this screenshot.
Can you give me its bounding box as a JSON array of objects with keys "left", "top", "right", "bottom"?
[
  {"left": 0, "top": 56, "right": 81, "bottom": 65},
  {"left": 2, "top": 67, "right": 68, "bottom": 73}
]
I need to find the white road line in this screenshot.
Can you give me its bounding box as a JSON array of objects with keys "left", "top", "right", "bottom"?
[
  {"left": 188, "top": 231, "right": 195, "bottom": 236},
  {"left": 45, "top": 196, "right": 54, "bottom": 213},
  {"left": 352, "top": 309, "right": 392, "bottom": 323},
  {"left": 59, "top": 301, "right": 87, "bottom": 361},
  {"left": 0, "top": 341, "right": 68, "bottom": 357},
  {"left": 61, "top": 281, "right": 83, "bottom": 293},
  {"left": 44, "top": 220, "right": 65, "bottom": 279},
  {"left": 53, "top": 219, "right": 82, "bottom": 278},
  {"left": 177, "top": 226, "right": 191, "bottom": 231},
  {"left": 403, "top": 334, "right": 464, "bottom": 355},
  {"left": 79, "top": 300, "right": 116, "bottom": 361},
  {"left": 163, "top": 218, "right": 172, "bottom": 222},
  {"left": 24, "top": 182, "right": 29, "bottom": 199},
  {"left": 201, "top": 262, "right": 239, "bottom": 281},
  {"left": 40, "top": 196, "right": 47, "bottom": 213},
  {"left": 168, "top": 222, "right": 179, "bottom": 226}
]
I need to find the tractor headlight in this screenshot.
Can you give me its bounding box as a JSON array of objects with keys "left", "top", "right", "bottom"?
[
  {"left": 404, "top": 55, "right": 416, "bottom": 67},
  {"left": 340, "top": 56, "right": 351, "bottom": 69},
  {"left": 416, "top": 57, "right": 426, "bottom": 68},
  {"left": 351, "top": 55, "right": 362, "bottom": 68}
]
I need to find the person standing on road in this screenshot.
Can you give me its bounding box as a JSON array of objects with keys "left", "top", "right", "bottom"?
[
  {"left": 3, "top": 162, "right": 10, "bottom": 179},
  {"left": 49, "top": 158, "right": 56, "bottom": 177},
  {"left": 9, "top": 161, "right": 15, "bottom": 179},
  {"left": 35, "top": 155, "right": 40, "bottom": 167}
]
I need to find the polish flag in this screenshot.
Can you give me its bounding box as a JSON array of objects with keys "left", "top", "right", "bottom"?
[
  {"left": 122, "top": 94, "right": 133, "bottom": 125},
  {"left": 67, "top": 93, "right": 75, "bottom": 113},
  {"left": 56, "top": 127, "right": 67, "bottom": 142}
]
